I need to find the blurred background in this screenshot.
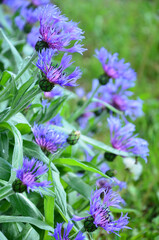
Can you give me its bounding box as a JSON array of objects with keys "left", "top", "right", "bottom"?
[{"left": 54, "top": 0, "right": 159, "bottom": 239}]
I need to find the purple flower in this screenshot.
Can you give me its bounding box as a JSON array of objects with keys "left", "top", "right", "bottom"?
[
  {"left": 44, "top": 86, "right": 63, "bottom": 99},
  {"left": 47, "top": 114, "right": 63, "bottom": 127},
  {"left": 73, "top": 188, "right": 130, "bottom": 236},
  {"left": 27, "top": 26, "right": 40, "bottom": 47},
  {"left": 36, "top": 49, "right": 82, "bottom": 87},
  {"left": 13, "top": 156, "right": 51, "bottom": 193},
  {"left": 96, "top": 178, "right": 127, "bottom": 192},
  {"left": 49, "top": 222, "right": 85, "bottom": 240},
  {"left": 32, "top": 0, "right": 50, "bottom": 6},
  {"left": 32, "top": 123, "right": 66, "bottom": 154},
  {"left": 108, "top": 116, "right": 149, "bottom": 162},
  {"left": 95, "top": 47, "right": 136, "bottom": 85},
  {"left": 36, "top": 4, "right": 86, "bottom": 54},
  {"left": 15, "top": 6, "right": 38, "bottom": 31}
]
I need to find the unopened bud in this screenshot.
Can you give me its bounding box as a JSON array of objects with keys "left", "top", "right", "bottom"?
[
  {"left": 106, "top": 169, "right": 117, "bottom": 178},
  {"left": 104, "top": 152, "right": 116, "bottom": 162},
  {"left": 67, "top": 130, "right": 80, "bottom": 145}
]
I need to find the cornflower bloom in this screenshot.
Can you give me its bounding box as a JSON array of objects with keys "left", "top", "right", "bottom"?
[
  {"left": 108, "top": 116, "right": 149, "bottom": 162},
  {"left": 95, "top": 47, "right": 136, "bottom": 86},
  {"left": 35, "top": 4, "right": 86, "bottom": 54},
  {"left": 36, "top": 49, "right": 82, "bottom": 91},
  {"left": 49, "top": 222, "right": 85, "bottom": 240},
  {"left": 32, "top": 123, "right": 66, "bottom": 154},
  {"left": 27, "top": 26, "right": 40, "bottom": 47},
  {"left": 44, "top": 86, "right": 63, "bottom": 99},
  {"left": 73, "top": 188, "right": 130, "bottom": 236},
  {"left": 15, "top": 6, "right": 38, "bottom": 32},
  {"left": 12, "top": 157, "right": 51, "bottom": 193}
]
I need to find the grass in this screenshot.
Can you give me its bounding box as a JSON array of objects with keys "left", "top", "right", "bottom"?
[{"left": 54, "top": 0, "right": 159, "bottom": 239}]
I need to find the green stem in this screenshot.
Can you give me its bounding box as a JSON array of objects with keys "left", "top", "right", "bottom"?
[
  {"left": 14, "top": 52, "right": 37, "bottom": 82},
  {"left": 70, "top": 84, "right": 100, "bottom": 122},
  {"left": 44, "top": 159, "right": 55, "bottom": 240}
]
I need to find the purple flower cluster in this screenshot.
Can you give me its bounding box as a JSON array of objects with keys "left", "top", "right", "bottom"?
[
  {"left": 32, "top": 123, "right": 67, "bottom": 154},
  {"left": 50, "top": 222, "right": 85, "bottom": 240},
  {"left": 108, "top": 116, "right": 149, "bottom": 162},
  {"left": 73, "top": 188, "right": 130, "bottom": 236},
  {"left": 36, "top": 49, "right": 82, "bottom": 87},
  {"left": 13, "top": 157, "right": 51, "bottom": 193}
]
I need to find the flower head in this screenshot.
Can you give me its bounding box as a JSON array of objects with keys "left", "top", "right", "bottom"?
[
  {"left": 13, "top": 157, "right": 51, "bottom": 193},
  {"left": 108, "top": 116, "right": 149, "bottom": 162},
  {"left": 32, "top": 123, "right": 66, "bottom": 154},
  {"left": 50, "top": 222, "right": 85, "bottom": 240},
  {"left": 36, "top": 49, "right": 82, "bottom": 89},
  {"left": 73, "top": 188, "right": 130, "bottom": 236},
  {"left": 35, "top": 4, "right": 86, "bottom": 54},
  {"left": 95, "top": 47, "right": 136, "bottom": 85}
]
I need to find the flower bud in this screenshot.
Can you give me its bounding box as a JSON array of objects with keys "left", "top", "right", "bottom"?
[
  {"left": 67, "top": 130, "right": 80, "bottom": 145},
  {"left": 12, "top": 179, "right": 27, "bottom": 193},
  {"left": 39, "top": 79, "right": 54, "bottom": 92},
  {"left": 35, "top": 40, "right": 49, "bottom": 52},
  {"left": 84, "top": 216, "right": 97, "bottom": 232},
  {"left": 98, "top": 73, "right": 109, "bottom": 85},
  {"left": 104, "top": 152, "right": 116, "bottom": 162},
  {"left": 106, "top": 169, "right": 117, "bottom": 178}
]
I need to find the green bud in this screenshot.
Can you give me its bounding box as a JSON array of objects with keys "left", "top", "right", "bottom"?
[
  {"left": 12, "top": 179, "right": 27, "bottom": 193},
  {"left": 84, "top": 216, "right": 97, "bottom": 232},
  {"left": 39, "top": 79, "right": 54, "bottom": 92},
  {"left": 67, "top": 130, "right": 80, "bottom": 145},
  {"left": 104, "top": 152, "right": 116, "bottom": 162},
  {"left": 98, "top": 73, "right": 109, "bottom": 85},
  {"left": 35, "top": 40, "right": 49, "bottom": 52},
  {"left": 106, "top": 169, "right": 117, "bottom": 178}
]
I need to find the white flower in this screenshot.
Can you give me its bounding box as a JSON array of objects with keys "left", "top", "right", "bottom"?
[{"left": 123, "top": 157, "right": 143, "bottom": 181}]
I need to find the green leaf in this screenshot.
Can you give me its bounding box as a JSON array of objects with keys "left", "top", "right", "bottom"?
[
  {"left": 0, "top": 122, "right": 23, "bottom": 182},
  {"left": 53, "top": 158, "right": 110, "bottom": 178},
  {"left": 10, "top": 113, "right": 31, "bottom": 134},
  {"left": 110, "top": 207, "right": 140, "bottom": 216},
  {"left": 0, "top": 157, "right": 11, "bottom": 181},
  {"left": 44, "top": 162, "right": 55, "bottom": 240},
  {"left": 40, "top": 96, "right": 68, "bottom": 124},
  {"left": 80, "top": 135, "right": 136, "bottom": 157},
  {"left": 63, "top": 172, "right": 92, "bottom": 199},
  {"left": 0, "top": 216, "right": 54, "bottom": 231},
  {"left": 9, "top": 193, "right": 44, "bottom": 220},
  {"left": 0, "top": 185, "right": 14, "bottom": 201},
  {"left": 0, "top": 231, "right": 8, "bottom": 240},
  {"left": 23, "top": 140, "right": 68, "bottom": 222},
  {"left": 16, "top": 224, "right": 39, "bottom": 240}
]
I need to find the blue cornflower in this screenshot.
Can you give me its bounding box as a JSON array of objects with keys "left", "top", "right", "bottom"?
[
  {"left": 44, "top": 86, "right": 63, "bottom": 99},
  {"left": 15, "top": 6, "right": 38, "bottom": 32},
  {"left": 95, "top": 47, "right": 136, "bottom": 85},
  {"left": 48, "top": 114, "right": 63, "bottom": 127},
  {"left": 49, "top": 222, "right": 85, "bottom": 240},
  {"left": 35, "top": 4, "right": 86, "bottom": 54},
  {"left": 27, "top": 26, "right": 40, "bottom": 48},
  {"left": 36, "top": 49, "right": 82, "bottom": 89},
  {"left": 32, "top": 123, "right": 66, "bottom": 154},
  {"left": 107, "top": 116, "right": 149, "bottom": 162},
  {"left": 73, "top": 188, "right": 130, "bottom": 236},
  {"left": 12, "top": 157, "right": 51, "bottom": 193}
]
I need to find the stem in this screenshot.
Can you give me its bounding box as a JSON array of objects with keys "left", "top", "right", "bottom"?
[
  {"left": 70, "top": 84, "right": 100, "bottom": 122},
  {"left": 14, "top": 52, "right": 37, "bottom": 82},
  {"left": 43, "top": 159, "right": 55, "bottom": 240}
]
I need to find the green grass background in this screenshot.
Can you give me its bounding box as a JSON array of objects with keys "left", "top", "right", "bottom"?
[{"left": 54, "top": 0, "right": 159, "bottom": 239}]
